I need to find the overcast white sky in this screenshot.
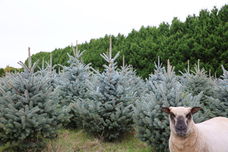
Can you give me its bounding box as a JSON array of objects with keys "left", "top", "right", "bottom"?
[{"left": 0, "top": 0, "right": 227, "bottom": 68}]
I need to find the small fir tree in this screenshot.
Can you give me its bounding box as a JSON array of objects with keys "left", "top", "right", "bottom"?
[
  {"left": 39, "top": 54, "right": 59, "bottom": 91},
  {"left": 181, "top": 62, "right": 224, "bottom": 119},
  {"left": 134, "top": 61, "right": 202, "bottom": 152},
  {"left": 74, "top": 37, "right": 139, "bottom": 141},
  {"left": 54, "top": 44, "right": 92, "bottom": 128},
  {"left": 119, "top": 57, "right": 146, "bottom": 98},
  {"left": 146, "top": 57, "right": 166, "bottom": 92},
  {"left": 214, "top": 66, "right": 228, "bottom": 117},
  {"left": 0, "top": 51, "right": 66, "bottom": 151}
]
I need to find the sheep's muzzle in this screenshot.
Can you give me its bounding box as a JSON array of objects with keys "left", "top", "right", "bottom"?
[{"left": 175, "top": 116, "right": 187, "bottom": 137}]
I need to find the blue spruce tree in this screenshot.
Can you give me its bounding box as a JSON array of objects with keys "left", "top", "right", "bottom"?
[
  {"left": 39, "top": 53, "right": 59, "bottom": 91},
  {"left": 181, "top": 62, "right": 224, "bottom": 119},
  {"left": 0, "top": 49, "right": 66, "bottom": 152},
  {"left": 214, "top": 66, "right": 228, "bottom": 117},
  {"left": 54, "top": 44, "right": 92, "bottom": 128},
  {"left": 74, "top": 37, "right": 140, "bottom": 141},
  {"left": 119, "top": 56, "right": 146, "bottom": 98},
  {"left": 134, "top": 60, "right": 202, "bottom": 152},
  {"left": 146, "top": 57, "right": 166, "bottom": 91}
]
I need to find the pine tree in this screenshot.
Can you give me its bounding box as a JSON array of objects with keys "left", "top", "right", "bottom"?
[
  {"left": 181, "top": 62, "right": 224, "bottom": 119},
  {"left": 74, "top": 37, "right": 139, "bottom": 141},
  {"left": 214, "top": 66, "right": 228, "bottom": 117},
  {"left": 39, "top": 53, "right": 59, "bottom": 91},
  {"left": 54, "top": 44, "right": 92, "bottom": 128},
  {"left": 219, "top": 65, "right": 228, "bottom": 83},
  {"left": 0, "top": 49, "right": 66, "bottom": 152},
  {"left": 119, "top": 56, "right": 146, "bottom": 98},
  {"left": 146, "top": 57, "right": 166, "bottom": 91},
  {"left": 134, "top": 61, "right": 202, "bottom": 152}
]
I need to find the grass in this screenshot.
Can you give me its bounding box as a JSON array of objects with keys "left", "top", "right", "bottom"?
[
  {"left": 42, "top": 129, "right": 152, "bottom": 152},
  {"left": 0, "top": 145, "right": 8, "bottom": 152},
  {"left": 0, "top": 129, "right": 152, "bottom": 152}
]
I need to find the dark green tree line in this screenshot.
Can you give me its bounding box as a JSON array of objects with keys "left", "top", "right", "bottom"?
[{"left": 28, "top": 5, "right": 228, "bottom": 78}]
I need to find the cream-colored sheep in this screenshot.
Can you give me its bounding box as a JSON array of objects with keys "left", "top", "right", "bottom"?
[{"left": 162, "top": 107, "right": 228, "bottom": 152}]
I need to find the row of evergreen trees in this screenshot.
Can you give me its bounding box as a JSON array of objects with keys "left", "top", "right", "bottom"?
[
  {"left": 28, "top": 5, "right": 228, "bottom": 78},
  {"left": 0, "top": 69, "right": 4, "bottom": 77},
  {"left": 0, "top": 66, "right": 21, "bottom": 77},
  {"left": 0, "top": 38, "right": 227, "bottom": 151}
]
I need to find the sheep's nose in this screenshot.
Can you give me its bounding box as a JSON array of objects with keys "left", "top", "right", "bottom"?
[
  {"left": 175, "top": 117, "right": 187, "bottom": 131},
  {"left": 176, "top": 124, "right": 186, "bottom": 130},
  {"left": 175, "top": 124, "right": 187, "bottom": 136}
]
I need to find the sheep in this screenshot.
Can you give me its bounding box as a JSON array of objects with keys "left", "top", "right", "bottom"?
[{"left": 162, "top": 106, "right": 228, "bottom": 152}]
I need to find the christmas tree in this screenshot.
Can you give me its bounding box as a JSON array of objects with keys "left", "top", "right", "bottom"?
[
  {"left": 54, "top": 43, "right": 92, "bottom": 128},
  {"left": 74, "top": 37, "right": 139, "bottom": 141},
  {"left": 134, "top": 60, "right": 202, "bottom": 152},
  {"left": 214, "top": 66, "right": 228, "bottom": 117},
  {"left": 119, "top": 56, "right": 146, "bottom": 99},
  {"left": 39, "top": 53, "right": 59, "bottom": 91},
  {"left": 182, "top": 61, "right": 224, "bottom": 119},
  {"left": 146, "top": 57, "right": 166, "bottom": 89},
  {"left": 0, "top": 48, "right": 66, "bottom": 152}
]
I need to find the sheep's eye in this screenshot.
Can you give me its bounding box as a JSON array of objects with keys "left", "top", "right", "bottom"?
[
  {"left": 170, "top": 113, "right": 175, "bottom": 119},
  {"left": 186, "top": 113, "right": 191, "bottom": 119}
]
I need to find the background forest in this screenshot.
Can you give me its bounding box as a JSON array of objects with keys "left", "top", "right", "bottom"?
[{"left": 20, "top": 5, "right": 228, "bottom": 79}]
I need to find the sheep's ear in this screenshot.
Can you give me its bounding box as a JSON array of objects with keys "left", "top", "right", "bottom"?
[
  {"left": 162, "top": 107, "right": 171, "bottom": 114},
  {"left": 190, "top": 107, "right": 202, "bottom": 115}
]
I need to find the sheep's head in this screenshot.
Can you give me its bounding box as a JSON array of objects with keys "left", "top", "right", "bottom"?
[{"left": 162, "top": 107, "right": 201, "bottom": 137}]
